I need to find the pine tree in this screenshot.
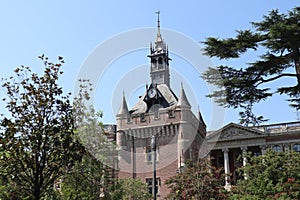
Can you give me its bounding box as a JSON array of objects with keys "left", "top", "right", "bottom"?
[{"left": 202, "top": 6, "right": 300, "bottom": 125}]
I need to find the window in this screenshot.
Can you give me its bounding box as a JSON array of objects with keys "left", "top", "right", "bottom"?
[
  {"left": 168, "top": 110, "right": 175, "bottom": 118},
  {"left": 154, "top": 111, "right": 159, "bottom": 119},
  {"left": 146, "top": 147, "right": 152, "bottom": 162},
  {"left": 140, "top": 113, "right": 146, "bottom": 122},
  {"left": 158, "top": 57, "right": 163, "bottom": 64},
  {"left": 253, "top": 152, "right": 261, "bottom": 157},
  {"left": 146, "top": 178, "right": 160, "bottom": 195},
  {"left": 272, "top": 145, "right": 282, "bottom": 152},
  {"left": 217, "top": 154, "right": 224, "bottom": 168},
  {"left": 293, "top": 144, "right": 300, "bottom": 152},
  {"left": 145, "top": 146, "right": 158, "bottom": 163}
]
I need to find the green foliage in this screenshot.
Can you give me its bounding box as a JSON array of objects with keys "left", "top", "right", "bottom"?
[
  {"left": 73, "top": 86, "right": 116, "bottom": 170},
  {"left": 202, "top": 6, "right": 300, "bottom": 125},
  {"left": 230, "top": 150, "right": 300, "bottom": 200},
  {"left": 0, "top": 55, "right": 85, "bottom": 199},
  {"left": 165, "top": 158, "right": 228, "bottom": 200},
  {"left": 63, "top": 80, "right": 117, "bottom": 199},
  {"left": 109, "top": 178, "right": 152, "bottom": 200},
  {"left": 59, "top": 154, "right": 106, "bottom": 200}
]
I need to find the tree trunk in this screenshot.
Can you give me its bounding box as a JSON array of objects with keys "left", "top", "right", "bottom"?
[
  {"left": 34, "top": 187, "right": 40, "bottom": 200},
  {"left": 296, "top": 63, "right": 300, "bottom": 85},
  {"left": 295, "top": 51, "right": 300, "bottom": 85}
]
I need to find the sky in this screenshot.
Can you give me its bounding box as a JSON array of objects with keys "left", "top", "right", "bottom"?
[{"left": 0, "top": 1, "right": 299, "bottom": 130}]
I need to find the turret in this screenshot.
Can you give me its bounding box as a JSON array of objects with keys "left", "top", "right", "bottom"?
[
  {"left": 176, "top": 83, "right": 191, "bottom": 110},
  {"left": 116, "top": 92, "right": 130, "bottom": 129},
  {"left": 116, "top": 92, "right": 129, "bottom": 118}
]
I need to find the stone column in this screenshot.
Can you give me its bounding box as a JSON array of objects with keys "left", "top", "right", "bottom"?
[
  {"left": 241, "top": 146, "right": 247, "bottom": 167},
  {"left": 207, "top": 153, "right": 212, "bottom": 173},
  {"left": 284, "top": 143, "right": 290, "bottom": 152},
  {"left": 222, "top": 148, "right": 231, "bottom": 190},
  {"left": 260, "top": 145, "right": 267, "bottom": 155},
  {"left": 241, "top": 146, "right": 248, "bottom": 180}
]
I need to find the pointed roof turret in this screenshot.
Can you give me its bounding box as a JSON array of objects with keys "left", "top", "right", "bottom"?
[
  {"left": 117, "top": 92, "right": 129, "bottom": 116},
  {"left": 176, "top": 83, "right": 191, "bottom": 109},
  {"left": 197, "top": 105, "right": 205, "bottom": 125}
]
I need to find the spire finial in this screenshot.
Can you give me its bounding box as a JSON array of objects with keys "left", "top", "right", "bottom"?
[
  {"left": 155, "top": 10, "right": 162, "bottom": 40},
  {"left": 155, "top": 10, "right": 160, "bottom": 33}
]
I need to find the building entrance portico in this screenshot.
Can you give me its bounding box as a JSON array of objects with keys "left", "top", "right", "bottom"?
[
  {"left": 206, "top": 121, "right": 300, "bottom": 190},
  {"left": 210, "top": 145, "right": 262, "bottom": 187}
]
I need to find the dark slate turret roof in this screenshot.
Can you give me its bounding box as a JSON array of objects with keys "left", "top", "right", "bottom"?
[
  {"left": 176, "top": 83, "right": 191, "bottom": 109},
  {"left": 117, "top": 93, "right": 129, "bottom": 116}
]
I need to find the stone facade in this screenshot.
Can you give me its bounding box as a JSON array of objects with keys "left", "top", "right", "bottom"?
[{"left": 206, "top": 121, "right": 300, "bottom": 189}]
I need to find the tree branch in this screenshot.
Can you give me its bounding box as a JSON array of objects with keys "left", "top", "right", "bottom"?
[{"left": 257, "top": 73, "right": 296, "bottom": 86}]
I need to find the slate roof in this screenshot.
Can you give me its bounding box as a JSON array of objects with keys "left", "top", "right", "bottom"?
[
  {"left": 176, "top": 83, "right": 191, "bottom": 108},
  {"left": 129, "top": 84, "right": 178, "bottom": 115},
  {"left": 117, "top": 93, "right": 129, "bottom": 116}
]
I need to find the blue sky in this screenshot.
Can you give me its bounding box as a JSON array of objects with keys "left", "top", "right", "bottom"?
[{"left": 0, "top": 1, "right": 299, "bottom": 130}]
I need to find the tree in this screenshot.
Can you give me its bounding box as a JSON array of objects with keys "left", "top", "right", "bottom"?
[
  {"left": 60, "top": 80, "right": 118, "bottom": 200},
  {"left": 59, "top": 153, "right": 107, "bottom": 200},
  {"left": 0, "top": 55, "right": 84, "bottom": 199},
  {"left": 60, "top": 100, "right": 117, "bottom": 200},
  {"left": 230, "top": 150, "right": 300, "bottom": 200},
  {"left": 109, "top": 178, "right": 152, "bottom": 200},
  {"left": 165, "top": 158, "right": 228, "bottom": 200},
  {"left": 202, "top": 6, "right": 300, "bottom": 125}
]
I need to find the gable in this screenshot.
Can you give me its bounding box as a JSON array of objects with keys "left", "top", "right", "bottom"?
[
  {"left": 208, "top": 123, "right": 265, "bottom": 143},
  {"left": 219, "top": 128, "right": 262, "bottom": 141}
]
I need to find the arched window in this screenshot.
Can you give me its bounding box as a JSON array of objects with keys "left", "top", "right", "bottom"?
[
  {"left": 293, "top": 144, "right": 300, "bottom": 152},
  {"left": 158, "top": 57, "right": 163, "bottom": 64},
  {"left": 146, "top": 147, "right": 152, "bottom": 162},
  {"left": 272, "top": 145, "right": 282, "bottom": 152}
]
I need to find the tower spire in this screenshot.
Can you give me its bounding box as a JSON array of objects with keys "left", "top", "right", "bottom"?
[
  {"left": 156, "top": 10, "right": 161, "bottom": 38},
  {"left": 155, "top": 10, "right": 163, "bottom": 43},
  {"left": 148, "top": 11, "right": 170, "bottom": 87}
]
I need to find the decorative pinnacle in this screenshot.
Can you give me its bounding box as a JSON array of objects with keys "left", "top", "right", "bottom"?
[
  {"left": 177, "top": 82, "right": 191, "bottom": 109},
  {"left": 117, "top": 91, "right": 129, "bottom": 116}
]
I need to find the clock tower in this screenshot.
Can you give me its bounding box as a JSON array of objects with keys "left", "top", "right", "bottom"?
[
  {"left": 148, "top": 11, "right": 171, "bottom": 87},
  {"left": 116, "top": 12, "right": 206, "bottom": 199}
]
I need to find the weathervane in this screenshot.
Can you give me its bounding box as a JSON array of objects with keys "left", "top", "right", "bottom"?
[
  {"left": 155, "top": 10, "right": 160, "bottom": 24},
  {"left": 155, "top": 10, "right": 161, "bottom": 37}
]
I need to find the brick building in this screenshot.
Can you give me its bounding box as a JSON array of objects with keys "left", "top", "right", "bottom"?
[
  {"left": 112, "top": 13, "right": 300, "bottom": 198},
  {"left": 115, "top": 13, "right": 206, "bottom": 199}
]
